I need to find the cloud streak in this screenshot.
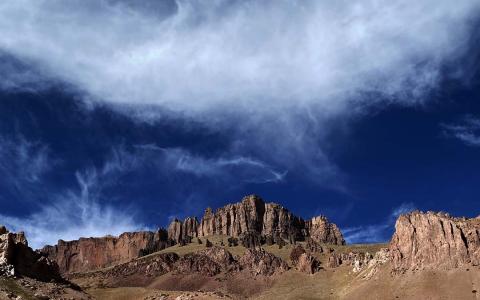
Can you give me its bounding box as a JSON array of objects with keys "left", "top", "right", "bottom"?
[
  {"left": 0, "top": 168, "right": 146, "bottom": 249},
  {"left": 0, "top": 135, "right": 52, "bottom": 196},
  {"left": 343, "top": 202, "right": 415, "bottom": 243},
  {"left": 442, "top": 116, "right": 480, "bottom": 146},
  {"left": 134, "top": 144, "right": 287, "bottom": 183}
]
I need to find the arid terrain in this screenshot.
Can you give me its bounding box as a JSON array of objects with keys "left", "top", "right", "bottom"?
[{"left": 1, "top": 195, "right": 479, "bottom": 299}]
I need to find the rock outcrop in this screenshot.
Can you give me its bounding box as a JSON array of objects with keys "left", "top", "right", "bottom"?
[
  {"left": 306, "top": 216, "right": 345, "bottom": 245},
  {"left": 176, "top": 246, "right": 238, "bottom": 276},
  {"left": 389, "top": 211, "right": 480, "bottom": 272},
  {"left": 0, "top": 226, "right": 62, "bottom": 282},
  {"left": 238, "top": 248, "right": 289, "bottom": 276},
  {"left": 167, "top": 217, "right": 199, "bottom": 245},
  {"left": 326, "top": 251, "right": 374, "bottom": 271},
  {"left": 70, "top": 252, "right": 180, "bottom": 288},
  {"left": 44, "top": 194, "right": 344, "bottom": 274},
  {"left": 296, "top": 253, "right": 321, "bottom": 274},
  {"left": 43, "top": 229, "right": 171, "bottom": 274},
  {"left": 168, "top": 195, "right": 345, "bottom": 246}
]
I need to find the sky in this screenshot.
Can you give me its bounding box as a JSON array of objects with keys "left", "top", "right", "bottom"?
[{"left": 1, "top": 0, "right": 480, "bottom": 249}]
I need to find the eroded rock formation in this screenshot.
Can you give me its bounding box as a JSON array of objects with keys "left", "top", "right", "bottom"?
[
  {"left": 167, "top": 217, "right": 199, "bottom": 245},
  {"left": 169, "top": 195, "right": 345, "bottom": 246},
  {"left": 296, "top": 253, "right": 321, "bottom": 274},
  {"left": 43, "top": 229, "right": 170, "bottom": 274},
  {"left": 306, "top": 216, "right": 345, "bottom": 245},
  {"left": 176, "top": 246, "right": 238, "bottom": 276},
  {"left": 44, "top": 194, "right": 344, "bottom": 274},
  {"left": 389, "top": 211, "right": 480, "bottom": 271},
  {"left": 238, "top": 248, "right": 289, "bottom": 276},
  {"left": 0, "top": 226, "right": 62, "bottom": 282}
]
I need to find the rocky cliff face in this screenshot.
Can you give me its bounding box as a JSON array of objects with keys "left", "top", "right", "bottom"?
[
  {"left": 169, "top": 195, "right": 345, "bottom": 246},
  {"left": 43, "top": 194, "right": 344, "bottom": 274},
  {"left": 43, "top": 229, "right": 170, "bottom": 274},
  {"left": 389, "top": 211, "right": 480, "bottom": 271},
  {"left": 167, "top": 217, "right": 199, "bottom": 244},
  {"left": 0, "top": 226, "right": 61, "bottom": 282},
  {"left": 306, "top": 216, "right": 345, "bottom": 245}
]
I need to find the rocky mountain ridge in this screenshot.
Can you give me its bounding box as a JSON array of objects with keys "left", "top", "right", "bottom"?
[
  {"left": 43, "top": 194, "right": 345, "bottom": 274},
  {"left": 167, "top": 194, "right": 345, "bottom": 246},
  {"left": 389, "top": 210, "right": 480, "bottom": 272},
  {"left": 42, "top": 229, "right": 172, "bottom": 274},
  {"left": 2, "top": 201, "right": 480, "bottom": 299}
]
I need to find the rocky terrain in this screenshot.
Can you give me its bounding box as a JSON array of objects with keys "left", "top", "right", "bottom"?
[
  {"left": 2, "top": 195, "right": 480, "bottom": 299},
  {"left": 0, "top": 226, "right": 90, "bottom": 300},
  {"left": 43, "top": 195, "right": 344, "bottom": 274},
  {"left": 390, "top": 211, "right": 480, "bottom": 272},
  {"left": 167, "top": 195, "right": 345, "bottom": 247},
  {"left": 42, "top": 230, "right": 172, "bottom": 274}
]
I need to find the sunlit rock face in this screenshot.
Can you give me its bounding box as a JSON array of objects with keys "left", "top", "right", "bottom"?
[
  {"left": 168, "top": 194, "right": 345, "bottom": 246},
  {"left": 389, "top": 211, "right": 480, "bottom": 272},
  {"left": 42, "top": 229, "right": 170, "bottom": 274},
  {"left": 43, "top": 194, "right": 345, "bottom": 274}
]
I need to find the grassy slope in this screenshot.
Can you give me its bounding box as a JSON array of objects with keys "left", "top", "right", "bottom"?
[
  {"left": 77, "top": 235, "right": 390, "bottom": 299},
  {"left": 80, "top": 237, "right": 480, "bottom": 299}
]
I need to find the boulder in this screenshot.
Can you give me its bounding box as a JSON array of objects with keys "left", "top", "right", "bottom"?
[
  {"left": 296, "top": 253, "right": 321, "bottom": 274},
  {"left": 289, "top": 245, "right": 306, "bottom": 265}
]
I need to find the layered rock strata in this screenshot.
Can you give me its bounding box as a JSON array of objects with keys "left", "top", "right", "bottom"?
[{"left": 389, "top": 211, "right": 480, "bottom": 271}]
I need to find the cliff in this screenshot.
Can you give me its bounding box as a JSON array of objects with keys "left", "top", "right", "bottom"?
[
  {"left": 168, "top": 195, "right": 345, "bottom": 246},
  {"left": 43, "top": 194, "right": 344, "bottom": 274},
  {"left": 389, "top": 211, "right": 480, "bottom": 271},
  {"left": 42, "top": 229, "right": 170, "bottom": 274},
  {"left": 0, "top": 226, "right": 61, "bottom": 281}
]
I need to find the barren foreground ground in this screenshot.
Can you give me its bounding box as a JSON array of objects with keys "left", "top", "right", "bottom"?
[{"left": 63, "top": 235, "right": 480, "bottom": 299}]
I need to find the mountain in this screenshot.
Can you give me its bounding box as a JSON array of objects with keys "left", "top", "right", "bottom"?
[
  {"left": 167, "top": 195, "right": 345, "bottom": 246},
  {"left": 42, "top": 230, "right": 172, "bottom": 274},
  {"left": 1, "top": 195, "right": 480, "bottom": 299},
  {"left": 42, "top": 195, "right": 344, "bottom": 274}
]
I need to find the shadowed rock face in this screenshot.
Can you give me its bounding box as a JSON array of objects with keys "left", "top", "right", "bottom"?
[
  {"left": 42, "top": 229, "right": 170, "bottom": 274},
  {"left": 389, "top": 211, "right": 480, "bottom": 271},
  {"left": 168, "top": 195, "right": 345, "bottom": 246},
  {"left": 0, "top": 226, "right": 61, "bottom": 282}
]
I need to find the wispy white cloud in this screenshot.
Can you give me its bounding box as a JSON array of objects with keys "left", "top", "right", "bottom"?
[
  {"left": 0, "top": 168, "right": 146, "bottom": 249},
  {"left": 0, "top": 0, "right": 478, "bottom": 186},
  {"left": 0, "top": 135, "right": 52, "bottom": 192},
  {"left": 442, "top": 116, "right": 480, "bottom": 146},
  {"left": 343, "top": 202, "right": 415, "bottom": 243},
  {"left": 134, "top": 144, "right": 287, "bottom": 183},
  {"left": 0, "top": 0, "right": 476, "bottom": 110}
]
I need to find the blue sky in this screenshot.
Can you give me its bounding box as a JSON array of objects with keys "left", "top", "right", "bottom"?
[{"left": 1, "top": 0, "right": 480, "bottom": 248}]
